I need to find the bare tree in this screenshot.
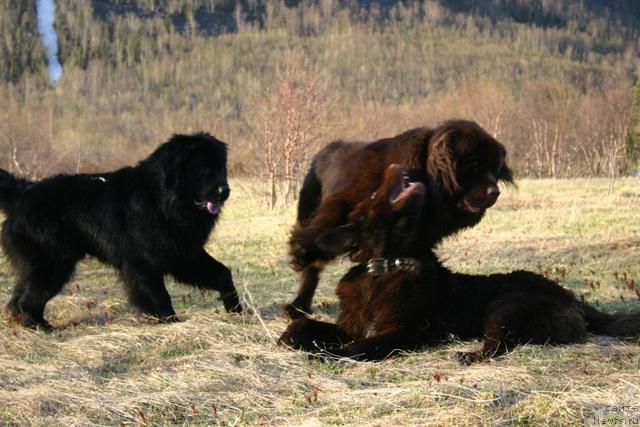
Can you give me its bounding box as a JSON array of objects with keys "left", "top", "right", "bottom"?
[
  {"left": 519, "top": 82, "right": 579, "bottom": 178},
  {"left": 251, "top": 52, "right": 332, "bottom": 207},
  {"left": 575, "top": 78, "right": 633, "bottom": 182}
]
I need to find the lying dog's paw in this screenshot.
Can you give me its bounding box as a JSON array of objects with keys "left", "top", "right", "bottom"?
[
  {"left": 278, "top": 318, "right": 319, "bottom": 351},
  {"left": 278, "top": 320, "right": 305, "bottom": 349},
  {"left": 283, "top": 302, "right": 311, "bottom": 320}
]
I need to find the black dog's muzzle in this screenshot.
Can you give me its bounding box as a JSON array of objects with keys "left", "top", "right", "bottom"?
[{"left": 218, "top": 184, "right": 230, "bottom": 202}]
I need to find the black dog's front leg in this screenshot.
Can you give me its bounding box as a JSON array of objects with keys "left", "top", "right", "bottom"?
[
  {"left": 122, "top": 263, "right": 178, "bottom": 322},
  {"left": 172, "top": 250, "right": 241, "bottom": 313}
]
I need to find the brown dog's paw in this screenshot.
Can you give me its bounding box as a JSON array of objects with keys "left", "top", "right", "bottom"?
[{"left": 289, "top": 226, "right": 325, "bottom": 271}]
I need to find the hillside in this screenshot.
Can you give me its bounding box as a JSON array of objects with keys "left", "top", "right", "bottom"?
[{"left": 0, "top": 0, "right": 639, "bottom": 189}]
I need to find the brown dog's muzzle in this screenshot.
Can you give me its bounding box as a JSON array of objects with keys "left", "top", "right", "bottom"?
[{"left": 459, "top": 182, "right": 501, "bottom": 214}]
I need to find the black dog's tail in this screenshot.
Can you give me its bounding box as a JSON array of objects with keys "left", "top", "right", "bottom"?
[
  {"left": 582, "top": 303, "right": 640, "bottom": 338},
  {"left": 0, "top": 169, "right": 29, "bottom": 212}
]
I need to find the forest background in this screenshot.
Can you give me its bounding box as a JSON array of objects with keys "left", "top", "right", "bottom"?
[{"left": 1, "top": 0, "right": 640, "bottom": 204}]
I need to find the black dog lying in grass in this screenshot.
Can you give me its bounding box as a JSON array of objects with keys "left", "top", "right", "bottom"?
[
  {"left": 0, "top": 133, "right": 241, "bottom": 330},
  {"left": 279, "top": 165, "right": 640, "bottom": 362}
]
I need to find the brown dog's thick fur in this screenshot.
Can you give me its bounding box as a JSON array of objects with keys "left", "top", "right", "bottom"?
[
  {"left": 286, "top": 120, "right": 513, "bottom": 318},
  {"left": 279, "top": 165, "right": 640, "bottom": 362}
]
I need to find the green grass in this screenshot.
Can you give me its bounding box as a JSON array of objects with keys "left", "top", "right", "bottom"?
[{"left": 0, "top": 177, "right": 639, "bottom": 425}]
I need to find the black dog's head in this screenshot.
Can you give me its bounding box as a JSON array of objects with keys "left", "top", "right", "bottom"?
[
  {"left": 426, "top": 120, "right": 513, "bottom": 226},
  {"left": 316, "top": 164, "right": 426, "bottom": 261},
  {"left": 142, "top": 133, "right": 229, "bottom": 216}
]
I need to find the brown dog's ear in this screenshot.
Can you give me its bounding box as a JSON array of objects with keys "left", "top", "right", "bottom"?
[
  {"left": 426, "top": 129, "right": 460, "bottom": 194},
  {"left": 316, "top": 224, "right": 356, "bottom": 256}
]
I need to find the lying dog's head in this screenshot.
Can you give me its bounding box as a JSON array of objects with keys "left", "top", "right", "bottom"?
[
  {"left": 142, "top": 133, "right": 229, "bottom": 216},
  {"left": 426, "top": 120, "right": 513, "bottom": 223},
  {"left": 316, "top": 164, "right": 426, "bottom": 261}
]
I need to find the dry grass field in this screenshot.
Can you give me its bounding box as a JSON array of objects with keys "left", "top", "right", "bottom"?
[{"left": 0, "top": 177, "right": 639, "bottom": 426}]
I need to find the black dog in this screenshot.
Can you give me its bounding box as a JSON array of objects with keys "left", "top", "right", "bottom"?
[
  {"left": 280, "top": 165, "right": 640, "bottom": 362},
  {"left": 0, "top": 133, "right": 241, "bottom": 330}
]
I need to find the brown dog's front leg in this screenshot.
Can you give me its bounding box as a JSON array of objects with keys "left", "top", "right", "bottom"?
[
  {"left": 284, "top": 266, "right": 322, "bottom": 319},
  {"left": 286, "top": 196, "right": 353, "bottom": 319}
]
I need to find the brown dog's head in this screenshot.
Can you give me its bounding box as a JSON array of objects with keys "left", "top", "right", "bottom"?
[
  {"left": 426, "top": 120, "right": 513, "bottom": 219},
  {"left": 316, "top": 164, "right": 426, "bottom": 261}
]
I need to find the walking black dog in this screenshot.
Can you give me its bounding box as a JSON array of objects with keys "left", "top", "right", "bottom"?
[{"left": 0, "top": 133, "right": 241, "bottom": 330}]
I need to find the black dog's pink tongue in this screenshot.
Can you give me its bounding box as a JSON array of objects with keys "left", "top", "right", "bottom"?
[{"left": 206, "top": 201, "right": 220, "bottom": 215}]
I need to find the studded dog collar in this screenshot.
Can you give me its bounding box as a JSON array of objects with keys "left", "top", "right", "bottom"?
[{"left": 365, "top": 257, "right": 422, "bottom": 275}]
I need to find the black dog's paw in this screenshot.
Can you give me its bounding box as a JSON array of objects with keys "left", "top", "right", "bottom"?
[
  {"left": 8, "top": 311, "right": 54, "bottom": 332},
  {"left": 455, "top": 351, "right": 484, "bottom": 365},
  {"left": 220, "top": 291, "right": 242, "bottom": 313},
  {"left": 28, "top": 321, "right": 54, "bottom": 333},
  {"left": 214, "top": 269, "right": 242, "bottom": 313},
  {"left": 283, "top": 302, "right": 311, "bottom": 320},
  {"left": 144, "top": 313, "right": 182, "bottom": 324},
  {"left": 35, "top": 323, "right": 55, "bottom": 333},
  {"left": 159, "top": 314, "right": 182, "bottom": 323}
]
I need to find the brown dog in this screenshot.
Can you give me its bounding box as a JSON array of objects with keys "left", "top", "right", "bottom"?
[
  {"left": 280, "top": 165, "right": 640, "bottom": 362},
  {"left": 286, "top": 120, "right": 513, "bottom": 318}
]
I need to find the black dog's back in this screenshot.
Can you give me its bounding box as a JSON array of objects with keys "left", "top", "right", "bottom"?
[{"left": 0, "top": 169, "right": 30, "bottom": 213}]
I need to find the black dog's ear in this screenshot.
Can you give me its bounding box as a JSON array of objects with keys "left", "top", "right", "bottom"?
[
  {"left": 144, "top": 135, "right": 194, "bottom": 190},
  {"left": 499, "top": 164, "right": 515, "bottom": 185},
  {"left": 316, "top": 224, "right": 357, "bottom": 256},
  {"left": 426, "top": 127, "right": 460, "bottom": 195}
]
